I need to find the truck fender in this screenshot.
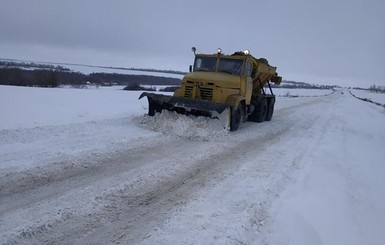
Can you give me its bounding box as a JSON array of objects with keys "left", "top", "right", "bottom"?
[
  {"left": 173, "top": 88, "right": 183, "bottom": 97},
  {"left": 225, "top": 95, "right": 245, "bottom": 108},
  {"left": 226, "top": 95, "right": 246, "bottom": 126}
]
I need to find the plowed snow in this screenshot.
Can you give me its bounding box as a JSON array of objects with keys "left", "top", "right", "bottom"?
[{"left": 137, "top": 110, "right": 229, "bottom": 140}]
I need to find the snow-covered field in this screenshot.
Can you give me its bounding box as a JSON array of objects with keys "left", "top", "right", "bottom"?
[
  {"left": 274, "top": 88, "right": 333, "bottom": 97},
  {"left": 350, "top": 89, "right": 385, "bottom": 105},
  {"left": 1, "top": 85, "right": 384, "bottom": 244},
  {"left": 64, "top": 64, "right": 185, "bottom": 79}
]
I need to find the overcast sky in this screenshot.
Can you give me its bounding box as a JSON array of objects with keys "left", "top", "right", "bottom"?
[{"left": 1, "top": 0, "right": 384, "bottom": 87}]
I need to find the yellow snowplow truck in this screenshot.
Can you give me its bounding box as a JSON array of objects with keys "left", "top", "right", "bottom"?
[{"left": 139, "top": 48, "right": 282, "bottom": 131}]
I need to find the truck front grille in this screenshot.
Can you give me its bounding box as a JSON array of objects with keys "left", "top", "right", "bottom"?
[
  {"left": 184, "top": 85, "right": 193, "bottom": 97},
  {"left": 199, "top": 87, "right": 213, "bottom": 101},
  {"left": 183, "top": 82, "right": 213, "bottom": 101}
]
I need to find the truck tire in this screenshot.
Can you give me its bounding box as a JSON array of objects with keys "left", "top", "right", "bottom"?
[
  {"left": 248, "top": 97, "right": 267, "bottom": 123},
  {"left": 256, "top": 98, "right": 267, "bottom": 123},
  {"left": 265, "top": 98, "right": 275, "bottom": 121},
  {"left": 230, "top": 104, "right": 242, "bottom": 131}
]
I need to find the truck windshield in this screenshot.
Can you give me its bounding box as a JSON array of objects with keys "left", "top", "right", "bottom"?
[
  {"left": 193, "top": 57, "right": 217, "bottom": 72},
  {"left": 218, "top": 58, "right": 244, "bottom": 75}
]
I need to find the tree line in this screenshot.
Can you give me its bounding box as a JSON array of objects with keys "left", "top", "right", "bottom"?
[
  {"left": 369, "top": 84, "right": 385, "bottom": 93},
  {"left": 270, "top": 80, "right": 338, "bottom": 90},
  {"left": 0, "top": 60, "right": 70, "bottom": 72},
  {"left": 0, "top": 68, "right": 181, "bottom": 88}
]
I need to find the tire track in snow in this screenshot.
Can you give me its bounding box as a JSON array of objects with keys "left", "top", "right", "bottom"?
[
  {"left": 2, "top": 94, "right": 334, "bottom": 244},
  {"left": 139, "top": 95, "right": 336, "bottom": 244},
  {"left": 74, "top": 123, "right": 298, "bottom": 244}
]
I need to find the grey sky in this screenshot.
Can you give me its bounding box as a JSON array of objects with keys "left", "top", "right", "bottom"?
[{"left": 1, "top": 0, "right": 384, "bottom": 87}]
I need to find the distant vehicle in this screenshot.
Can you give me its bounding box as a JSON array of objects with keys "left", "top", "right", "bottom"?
[{"left": 139, "top": 48, "right": 282, "bottom": 131}]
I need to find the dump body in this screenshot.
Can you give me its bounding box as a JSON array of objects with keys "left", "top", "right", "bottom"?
[{"left": 139, "top": 49, "right": 281, "bottom": 131}]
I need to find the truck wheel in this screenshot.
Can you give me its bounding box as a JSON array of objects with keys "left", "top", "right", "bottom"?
[
  {"left": 265, "top": 98, "right": 275, "bottom": 121},
  {"left": 230, "top": 104, "right": 242, "bottom": 131},
  {"left": 248, "top": 98, "right": 267, "bottom": 123},
  {"left": 255, "top": 98, "right": 267, "bottom": 123}
]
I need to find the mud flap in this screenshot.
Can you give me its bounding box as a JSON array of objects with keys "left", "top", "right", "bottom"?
[{"left": 139, "top": 92, "right": 230, "bottom": 129}]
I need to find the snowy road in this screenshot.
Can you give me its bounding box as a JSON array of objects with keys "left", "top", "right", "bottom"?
[{"left": 1, "top": 87, "right": 384, "bottom": 244}]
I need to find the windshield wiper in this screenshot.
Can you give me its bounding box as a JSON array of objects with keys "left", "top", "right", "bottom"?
[{"left": 195, "top": 68, "right": 209, "bottom": 72}]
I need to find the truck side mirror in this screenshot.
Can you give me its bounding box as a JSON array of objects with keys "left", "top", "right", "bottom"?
[{"left": 189, "top": 65, "right": 193, "bottom": 73}]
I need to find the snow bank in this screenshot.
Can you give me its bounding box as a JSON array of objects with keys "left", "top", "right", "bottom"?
[
  {"left": 265, "top": 91, "right": 385, "bottom": 245},
  {"left": 350, "top": 89, "right": 385, "bottom": 105},
  {"left": 0, "top": 85, "right": 154, "bottom": 173}
]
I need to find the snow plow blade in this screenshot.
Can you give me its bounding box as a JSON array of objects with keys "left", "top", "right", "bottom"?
[{"left": 138, "top": 92, "right": 230, "bottom": 119}]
